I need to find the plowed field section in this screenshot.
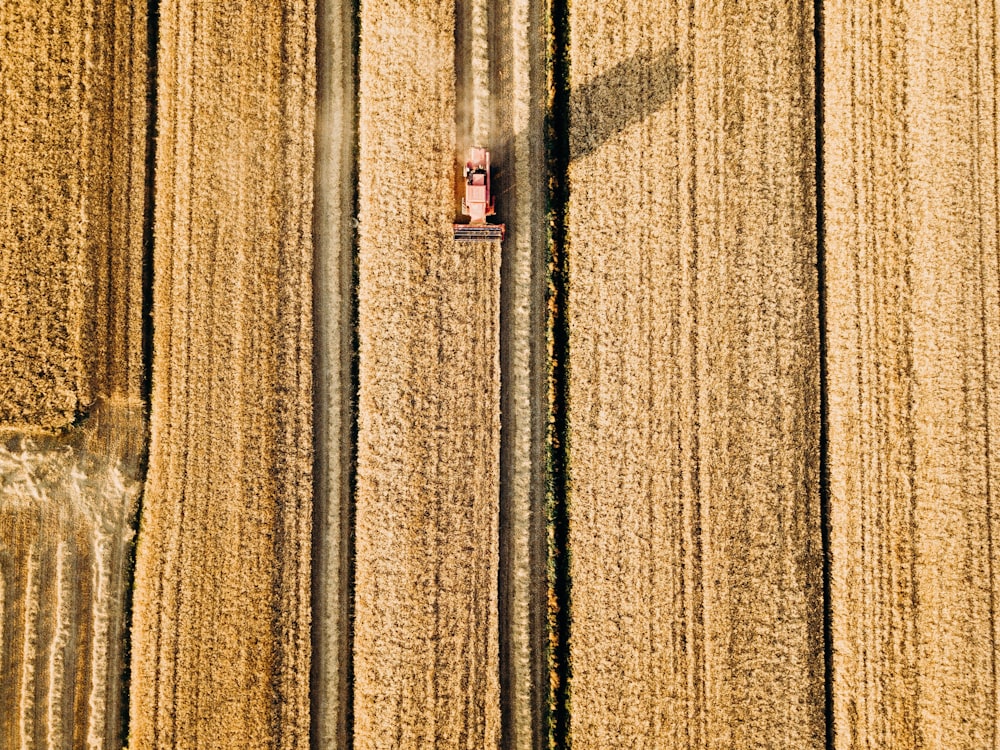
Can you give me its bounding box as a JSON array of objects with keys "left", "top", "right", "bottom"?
[
  {"left": 565, "top": 1, "right": 823, "bottom": 747},
  {"left": 824, "top": 0, "right": 1000, "bottom": 747},
  {"left": 127, "top": 2, "right": 314, "bottom": 748},
  {"left": 352, "top": 0, "right": 501, "bottom": 745}
]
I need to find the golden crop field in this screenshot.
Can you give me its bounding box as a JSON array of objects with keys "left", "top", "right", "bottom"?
[
  {"left": 1, "top": 0, "right": 999, "bottom": 748},
  {"left": 353, "top": 0, "right": 502, "bottom": 745},
  {"left": 565, "top": 0, "right": 823, "bottom": 745},
  {"left": 126, "top": 1, "right": 315, "bottom": 747},
  {"left": 825, "top": 0, "right": 1000, "bottom": 746}
]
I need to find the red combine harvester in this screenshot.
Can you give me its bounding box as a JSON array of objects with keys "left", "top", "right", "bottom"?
[{"left": 454, "top": 147, "right": 505, "bottom": 241}]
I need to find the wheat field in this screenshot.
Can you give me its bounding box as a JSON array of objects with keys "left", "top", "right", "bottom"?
[
  {"left": 126, "top": 1, "right": 314, "bottom": 748},
  {"left": 566, "top": 0, "right": 823, "bottom": 746},
  {"left": 1, "top": 0, "right": 999, "bottom": 748}
]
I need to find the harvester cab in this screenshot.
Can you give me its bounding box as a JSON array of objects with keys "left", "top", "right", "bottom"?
[{"left": 454, "top": 147, "right": 505, "bottom": 241}]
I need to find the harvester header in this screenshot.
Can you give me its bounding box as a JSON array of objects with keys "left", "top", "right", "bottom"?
[{"left": 454, "top": 147, "right": 505, "bottom": 241}]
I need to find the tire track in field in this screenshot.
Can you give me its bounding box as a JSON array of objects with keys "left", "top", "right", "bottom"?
[{"left": 312, "top": 0, "right": 359, "bottom": 746}]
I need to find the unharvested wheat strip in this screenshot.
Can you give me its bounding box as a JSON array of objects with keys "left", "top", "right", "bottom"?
[
  {"left": 0, "top": 1, "right": 87, "bottom": 429},
  {"left": 0, "top": 1, "right": 148, "bottom": 747},
  {"left": 566, "top": 1, "right": 822, "bottom": 747},
  {"left": 353, "top": 0, "right": 501, "bottom": 745},
  {"left": 0, "top": 574, "right": 4, "bottom": 690},
  {"left": 127, "top": 1, "right": 315, "bottom": 748},
  {"left": 824, "top": 0, "right": 1000, "bottom": 747},
  {"left": 0, "top": 0, "right": 148, "bottom": 428},
  {"left": 312, "top": 0, "right": 357, "bottom": 746}
]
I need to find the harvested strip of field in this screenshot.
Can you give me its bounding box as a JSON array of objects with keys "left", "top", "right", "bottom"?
[
  {"left": 311, "top": 0, "right": 357, "bottom": 746},
  {"left": 565, "top": 1, "right": 822, "bottom": 747},
  {"left": 0, "top": 0, "right": 149, "bottom": 429},
  {"left": 486, "top": 0, "right": 550, "bottom": 744},
  {"left": 824, "top": 0, "right": 1000, "bottom": 746},
  {"left": 127, "top": 1, "right": 314, "bottom": 748},
  {"left": 353, "top": 0, "right": 501, "bottom": 744}
]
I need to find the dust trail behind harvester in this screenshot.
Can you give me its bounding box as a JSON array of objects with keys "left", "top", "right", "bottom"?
[
  {"left": 470, "top": 0, "right": 490, "bottom": 146},
  {"left": 455, "top": 0, "right": 490, "bottom": 155}
]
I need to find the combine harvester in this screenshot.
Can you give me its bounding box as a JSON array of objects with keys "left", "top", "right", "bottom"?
[{"left": 454, "top": 147, "right": 505, "bottom": 241}]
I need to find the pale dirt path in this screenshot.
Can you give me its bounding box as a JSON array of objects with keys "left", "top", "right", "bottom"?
[
  {"left": 566, "top": 1, "right": 823, "bottom": 747},
  {"left": 127, "top": 1, "right": 314, "bottom": 748},
  {"left": 825, "top": 1, "right": 1000, "bottom": 747},
  {"left": 353, "top": 0, "right": 501, "bottom": 745},
  {"left": 471, "top": 0, "right": 491, "bottom": 147},
  {"left": 0, "top": 1, "right": 149, "bottom": 747},
  {"left": 0, "top": 407, "right": 144, "bottom": 750}
]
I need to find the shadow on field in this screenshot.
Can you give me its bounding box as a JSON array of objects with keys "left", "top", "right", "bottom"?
[
  {"left": 488, "top": 45, "right": 683, "bottom": 225},
  {"left": 567, "top": 45, "right": 682, "bottom": 160}
]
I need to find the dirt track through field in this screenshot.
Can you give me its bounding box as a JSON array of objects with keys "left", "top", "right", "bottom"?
[
  {"left": 352, "top": 0, "right": 501, "bottom": 744},
  {"left": 486, "top": 0, "right": 550, "bottom": 744},
  {"left": 565, "top": 1, "right": 823, "bottom": 747},
  {"left": 311, "top": 0, "right": 357, "bottom": 746},
  {"left": 127, "top": 1, "right": 314, "bottom": 748},
  {"left": 824, "top": 0, "right": 1000, "bottom": 746}
]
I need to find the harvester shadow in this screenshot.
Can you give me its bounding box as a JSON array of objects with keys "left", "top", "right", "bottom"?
[
  {"left": 488, "top": 44, "right": 683, "bottom": 226},
  {"left": 567, "top": 45, "right": 683, "bottom": 162}
]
